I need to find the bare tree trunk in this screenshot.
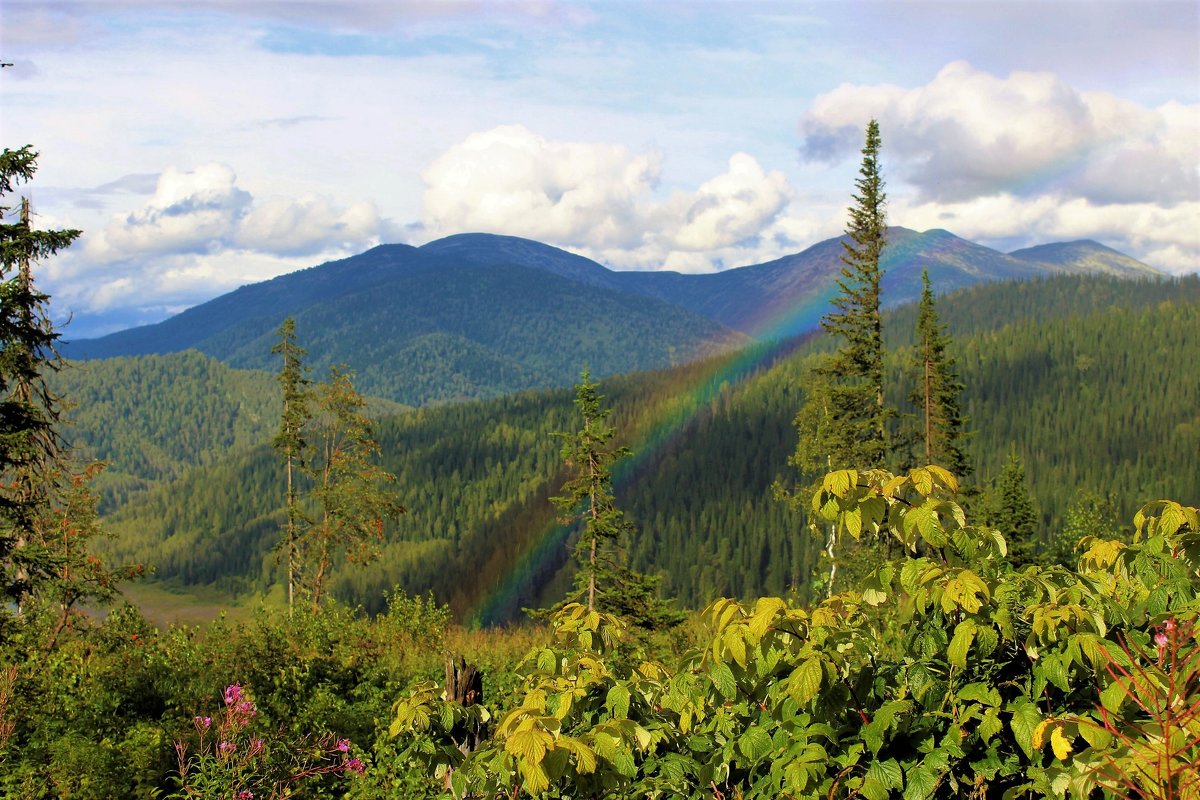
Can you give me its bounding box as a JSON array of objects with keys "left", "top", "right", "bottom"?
[{"left": 442, "top": 656, "right": 486, "bottom": 794}]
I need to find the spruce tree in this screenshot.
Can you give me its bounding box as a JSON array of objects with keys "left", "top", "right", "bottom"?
[
  {"left": 552, "top": 371, "right": 680, "bottom": 631},
  {"left": 908, "top": 269, "right": 971, "bottom": 478},
  {"left": 812, "top": 118, "right": 890, "bottom": 470},
  {"left": 987, "top": 451, "right": 1039, "bottom": 567},
  {"left": 272, "top": 317, "right": 310, "bottom": 609},
  {"left": 784, "top": 120, "right": 892, "bottom": 596},
  {"left": 0, "top": 147, "right": 80, "bottom": 622}
]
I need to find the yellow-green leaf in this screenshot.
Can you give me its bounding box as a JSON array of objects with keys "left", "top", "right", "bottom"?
[{"left": 947, "top": 620, "right": 977, "bottom": 669}]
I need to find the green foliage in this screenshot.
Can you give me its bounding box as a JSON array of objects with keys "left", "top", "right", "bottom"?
[
  {"left": 546, "top": 372, "right": 681, "bottom": 636},
  {"left": 392, "top": 467, "right": 1199, "bottom": 799}
]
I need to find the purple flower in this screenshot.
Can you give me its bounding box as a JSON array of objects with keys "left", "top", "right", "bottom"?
[
  {"left": 343, "top": 757, "right": 365, "bottom": 775},
  {"left": 219, "top": 740, "right": 236, "bottom": 754},
  {"left": 224, "top": 683, "right": 244, "bottom": 706},
  {"left": 193, "top": 715, "right": 212, "bottom": 730},
  {"left": 337, "top": 738, "right": 351, "bottom": 753},
  {"left": 1155, "top": 631, "right": 1169, "bottom": 647},
  {"left": 235, "top": 792, "right": 254, "bottom": 800}
]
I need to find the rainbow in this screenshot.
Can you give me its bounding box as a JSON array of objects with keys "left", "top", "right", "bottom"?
[{"left": 464, "top": 282, "right": 840, "bottom": 626}]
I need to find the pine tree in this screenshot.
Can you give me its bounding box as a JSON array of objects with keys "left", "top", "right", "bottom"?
[
  {"left": 812, "top": 118, "right": 890, "bottom": 470},
  {"left": 908, "top": 269, "right": 971, "bottom": 478},
  {"left": 551, "top": 371, "right": 681, "bottom": 631},
  {"left": 272, "top": 317, "right": 310, "bottom": 609},
  {"left": 0, "top": 147, "right": 81, "bottom": 622},
  {"left": 301, "top": 366, "right": 404, "bottom": 609}
]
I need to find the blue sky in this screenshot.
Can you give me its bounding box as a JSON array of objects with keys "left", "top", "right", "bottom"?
[{"left": 2, "top": 1, "right": 1197, "bottom": 337}]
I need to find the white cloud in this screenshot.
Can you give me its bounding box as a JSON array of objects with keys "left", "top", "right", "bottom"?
[
  {"left": 800, "top": 60, "right": 1200, "bottom": 206},
  {"left": 419, "top": 125, "right": 793, "bottom": 271},
  {"left": 83, "top": 162, "right": 389, "bottom": 263},
  {"left": 421, "top": 124, "right": 663, "bottom": 250},
  {"left": 235, "top": 195, "right": 384, "bottom": 256},
  {"left": 84, "top": 164, "right": 251, "bottom": 262}
]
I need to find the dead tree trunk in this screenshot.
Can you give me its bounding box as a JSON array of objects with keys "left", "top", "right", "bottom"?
[{"left": 443, "top": 656, "right": 486, "bottom": 792}]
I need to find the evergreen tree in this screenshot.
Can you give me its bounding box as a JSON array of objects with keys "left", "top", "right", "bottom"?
[
  {"left": 0, "top": 147, "right": 80, "bottom": 623},
  {"left": 301, "top": 366, "right": 404, "bottom": 609},
  {"left": 810, "top": 118, "right": 891, "bottom": 470},
  {"left": 908, "top": 269, "right": 971, "bottom": 478},
  {"left": 552, "top": 371, "right": 680, "bottom": 631},
  {"left": 986, "top": 451, "right": 1039, "bottom": 567},
  {"left": 272, "top": 317, "right": 310, "bottom": 609},
  {"left": 785, "top": 120, "right": 892, "bottom": 596}
]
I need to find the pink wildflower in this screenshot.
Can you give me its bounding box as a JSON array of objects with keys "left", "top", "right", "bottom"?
[
  {"left": 1155, "top": 631, "right": 1169, "bottom": 647},
  {"left": 337, "top": 738, "right": 351, "bottom": 753},
  {"left": 224, "top": 683, "right": 244, "bottom": 706},
  {"left": 343, "top": 757, "right": 365, "bottom": 775}
]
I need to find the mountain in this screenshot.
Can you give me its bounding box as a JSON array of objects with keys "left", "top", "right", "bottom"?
[
  {"left": 98, "top": 273, "right": 1199, "bottom": 620},
  {"left": 65, "top": 228, "right": 1162, "bottom": 405}
]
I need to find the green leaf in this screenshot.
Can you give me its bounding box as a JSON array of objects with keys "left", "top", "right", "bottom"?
[
  {"left": 711, "top": 661, "right": 737, "bottom": 701},
  {"left": 1008, "top": 697, "right": 1042, "bottom": 760},
  {"left": 738, "top": 725, "right": 773, "bottom": 762},
  {"left": 947, "top": 619, "right": 977, "bottom": 669},
  {"left": 787, "top": 657, "right": 823, "bottom": 706},
  {"left": 957, "top": 682, "right": 1000, "bottom": 707},
  {"left": 867, "top": 758, "right": 904, "bottom": 790},
  {"left": 725, "top": 628, "right": 748, "bottom": 669},
  {"left": 903, "top": 764, "right": 939, "bottom": 800},
  {"left": 506, "top": 727, "right": 553, "bottom": 764},
  {"left": 978, "top": 707, "right": 1003, "bottom": 742},
  {"left": 606, "top": 684, "right": 631, "bottom": 719},
  {"left": 1099, "top": 679, "right": 1127, "bottom": 713}
]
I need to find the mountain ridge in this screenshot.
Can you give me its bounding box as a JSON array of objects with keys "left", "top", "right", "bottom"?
[{"left": 64, "top": 227, "right": 1163, "bottom": 405}]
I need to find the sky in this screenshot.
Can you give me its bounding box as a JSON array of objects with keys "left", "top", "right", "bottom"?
[{"left": 2, "top": 0, "right": 1197, "bottom": 338}]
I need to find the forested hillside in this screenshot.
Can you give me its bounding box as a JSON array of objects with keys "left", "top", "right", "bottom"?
[
  {"left": 99, "top": 274, "right": 1200, "bottom": 620},
  {"left": 50, "top": 351, "right": 408, "bottom": 508}
]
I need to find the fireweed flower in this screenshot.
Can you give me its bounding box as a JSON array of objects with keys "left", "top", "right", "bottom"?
[
  {"left": 337, "top": 738, "right": 350, "bottom": 752},
  {"left": 224, "top": 683, "right": 244, "bottom": 706},
  {"left": 344, "top": 757, "right": 365, "bottom": 775},
  {"left": 1155, "top": 631, "right": 1169, "bottom": 647}
]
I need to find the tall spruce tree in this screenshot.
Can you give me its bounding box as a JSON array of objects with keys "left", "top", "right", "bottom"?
[
  {"left": 552, "top": 371, "right": 680, "bottom": 631},
  {"left": 785, "top": 120, "right": 892, "bottom": 597},
  {"left": 0, "top": 147, "right": 81, "bottom": 622},
  {"left": 908, "top": 269, "right": 971, "bottom": 478},
  {"left": 272, "top": 317, "right": 310, "bottom": 609},
  {"left": 812, "top": 118, "right": 890, "bottom": 470}
]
